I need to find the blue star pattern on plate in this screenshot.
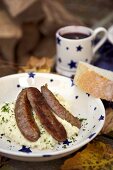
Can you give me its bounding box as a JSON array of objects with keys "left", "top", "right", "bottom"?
[
  {"left": 18, "top": 145, "right": 32, "bottom": 153},
  {"left": 76, "top": 45, "right": 83, "bottom": 51},
  {"left": 63, "top": 139, "right": 72, "bottom": 146},
  {"left": 99, "top": 115, "right": 104, "bottom": 121},
  {"left": 28, "top": 72, "right": 35, "bottom": 78},
  {"left": 0, "top": 72, "right": 105, "bottom": 161},
  {"left": 68, "top": 60, "right": 77, "bottom": 69},
  {"left": 88, "top": 133, "right": 96, "bottom": 139},
  {"left": 56, "top": 37, "right": 61, "bottom": 45}
]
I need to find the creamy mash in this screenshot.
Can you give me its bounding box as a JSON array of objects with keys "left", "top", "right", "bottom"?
[{"left": 0, "top": 95, "right": 79, "bottom": 150}]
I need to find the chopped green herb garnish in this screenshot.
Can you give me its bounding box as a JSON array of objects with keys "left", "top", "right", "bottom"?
[
  {"left": 79, "top": 118, "right": 87, "bottom": 122},
  {"left": 44, "top": 139, "right": 47, "bottom": 142},
  {"left": 1, "top": 103, "right": 10, "bottom": 113},
  {"left": 2, "top": 117, "right": 5, "bottom": 122},
  {"left": 1, "top": 134, "right": 5, "bottom": 136},
  {"left": 5, "top": 119, "right": 8, "bottom": 123},
  {"left": 83, "top": 129, "right": 86, "bottom": 131},
  {"left": 62, "top": 145, "right": 67, "bottom": 149},
  {"left": 50, "top": 143, "right": 54, "bottom": 147},
  {"left": 7, "top": 140, "right": 11, "bottom": 143}
]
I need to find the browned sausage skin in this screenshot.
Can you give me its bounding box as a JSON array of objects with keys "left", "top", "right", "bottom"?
[
  {"left": 14, "top": 89, "right": 40, "bottom": 142},
  {"left": 41, "top": 85, "right": 81, "bottom": 128},
  {"left": 27, "top": 87, "right": 67, "bottom": 142}
]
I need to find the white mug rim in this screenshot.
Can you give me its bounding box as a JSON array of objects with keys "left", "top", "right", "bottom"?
[{"left": 56, "top": 25, "right": 94, "bottom": 41}]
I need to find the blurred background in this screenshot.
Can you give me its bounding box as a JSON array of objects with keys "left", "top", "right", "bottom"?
[
  {"left": 0, "top": 1, "right": 113, "bottom": 169},
  {"left": 0, "top": 0, "right": 113, "bottom": 76}
]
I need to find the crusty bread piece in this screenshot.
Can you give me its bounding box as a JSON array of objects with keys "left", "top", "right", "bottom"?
[{"left": 74, "top": 61, "right": 113, "bottom": 101}]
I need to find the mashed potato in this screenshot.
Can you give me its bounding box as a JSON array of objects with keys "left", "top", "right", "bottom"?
[{"left": 0, "top": 95, "right": 79, "bottom": 150}]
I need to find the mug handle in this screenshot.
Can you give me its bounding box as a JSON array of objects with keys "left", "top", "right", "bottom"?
[{"left": 93, "top": 27, "right": 107, "bottom": 54}]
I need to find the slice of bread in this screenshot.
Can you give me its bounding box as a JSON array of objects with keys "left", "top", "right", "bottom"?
[{"left": 74, "top": 61, "right": 113, "bottom": 101}]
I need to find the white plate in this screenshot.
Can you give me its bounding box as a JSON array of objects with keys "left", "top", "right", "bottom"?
[
  {"left": 0, "top": 73, "right": 105, "bottom": 161},
  {"left": 108, "top": 25, "right": 113, "bottom": 44}
]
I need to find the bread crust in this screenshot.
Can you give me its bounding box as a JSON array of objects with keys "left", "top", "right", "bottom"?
[{"left": 75, "top": 64, "right": 113, "bottom": 101}]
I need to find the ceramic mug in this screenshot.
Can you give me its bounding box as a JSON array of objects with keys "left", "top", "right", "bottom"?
[{"left": 56, "top": 25, "right": 107, "bottom": 77}]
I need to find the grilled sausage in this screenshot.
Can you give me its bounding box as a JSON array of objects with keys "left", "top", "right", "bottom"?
[
  {"left": 41, "top": 85, "right": 81, "bottom": 128},
  {"left": 15, "top": 89, "right": 40, "bottom": 142},
  {"left": 27, "top": 87, "right": 67, "bottom": 142}
]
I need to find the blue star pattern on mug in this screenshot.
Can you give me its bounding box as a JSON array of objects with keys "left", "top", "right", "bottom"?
[
  {"left": 56, "top": 37, "right": 61, "bottom": 45},
  {"left": 76, "top": 45, "right": 83, "bottom": 51},
  {"left": 68, "top": 60, "right": 77, "bottom": 69},
  {"left": 56, "top": 26, "right": 107, "bottom": 77}
]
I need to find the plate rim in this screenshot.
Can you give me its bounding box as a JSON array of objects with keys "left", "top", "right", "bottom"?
[{"left": 0, "top": 72, "right": 105, "bottom": 158}]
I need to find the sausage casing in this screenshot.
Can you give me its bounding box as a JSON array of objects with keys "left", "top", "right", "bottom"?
[
  {"left": 41, "top": 85, "right": 81, "bottom": 128},
  {"left": 27, "top": 87, "right": 67, "bottom": 142},
  {"left": 15, "top": 89, "right": 40, "bottom": 142}
]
